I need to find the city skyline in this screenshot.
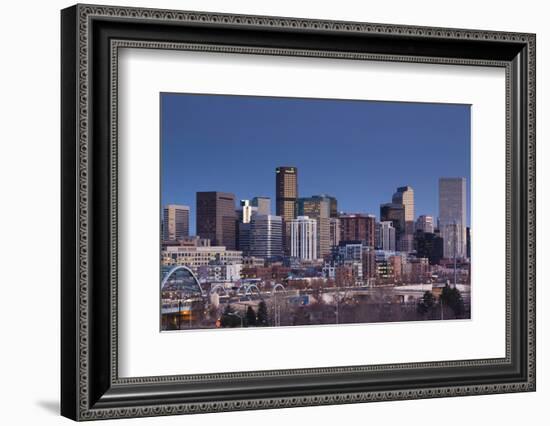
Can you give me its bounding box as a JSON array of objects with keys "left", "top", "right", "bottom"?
[
  {"left": 161, "top": 175, "right": 467, "bottom": 245},
  {"left": 161, "top": 93, "right": 471, "bottom": 235},
  {"left": 160, "top": 93, "right": 472, "bottom": 331}
]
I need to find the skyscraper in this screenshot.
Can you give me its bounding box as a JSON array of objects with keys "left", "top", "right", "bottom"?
[
  {"left": 276, "top": 166, "right": 298, "bottom": 255},
  {"left": 466, "top": 227, "right": 471, "bottom": 259},
  {"left": 329, "top": 217, "right": 341, "bottom": 248},
  {"left": 249, "top": 214, "right": 283, "bottom": 260},
  {"left": 339, "top": 214, "right": 376, "bottom": 247},
  {"left": 237, "top": 199, "right": 257, "bottom": 224},
  {"left": 416, "top": 215, "right": 435, "bottom": 234},
  {"left": 297, "top": 196, "right": 331, "bottom": 258},
  {"left": 251, "top": 196, "right": 271, "bottom": 216},
  {"left": 375, "top": 221, "right": 396, "bottom": 251},
  {"left": 312, "top": 194, "right": 338, "bottom": 218},
  {"left": 162, "top": 204, "right": 190, "bottom": 241},
  {"left": 439, "top": 177, "right": 467, "bottom": 259},
  {"left": 414, "top": 231, "right": 444, "bottom": 265},
  {"left": 289, "top": 216, "right": 317, "bottom": 260},
  {"left": 275, "top": 166, "right": 298, "bottom": 221},
  {"left": 196, "top": 192, "right": 236, "bottom": 249},
  {"left": 235, "top": 200, "right": 253, "bottom": 254},
  {"left": 237, "top": 222, "right": 251, "bottom": 255},
  {"left": 380, "top": 203, "right": 405, "bottom": 240},
  {"left": 392, "top": 186, "right": 415, "bottom": 234}
]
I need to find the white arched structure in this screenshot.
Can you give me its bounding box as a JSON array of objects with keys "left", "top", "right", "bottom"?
[
  {"left": 244, "top": 284, "right": 261, "bottom": 296},
  {"left": 210, "top": 283, "right": 229, "bottom": 296},
  {"left": 271, "top": 283, "right": 286, "bottom": 295},
  {"left": 236, "top": 283, "right": 262, "bottom": 296},
  {"left": 161, "top": 265, "right": 204, "bottom": 295}
]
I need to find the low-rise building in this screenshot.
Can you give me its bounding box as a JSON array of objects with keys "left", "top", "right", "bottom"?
[
  {"left": 242, "top": 256, "right": 265, "bottom": 267},
  {"left": 162, "top": 245, "right": 242, "bottom": 273},
  {"left": 240, "top": 265, "right": 291, "bottom": 281},
  {"left": 197, "top": 263, "right": 242, "bottom": 282}
]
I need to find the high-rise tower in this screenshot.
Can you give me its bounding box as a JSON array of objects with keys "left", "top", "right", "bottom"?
[
  {"left": 275, "top": 166, "right": 298, "bottom": 221},
  {"left": 249, "top": 215, "right": 283, "bottom": 260},
  {"left": 289, "top": 216, "right": 317, "bottom": 261},
  {"left": 297, "top": 196, "right": 331, "bottom": 258},
  {"left": 438, "top": 177, "right": 467, "bottom": 259},
  {"left": 275, "top": 166, "right": 298, "bottom": 255},
  {"left": 162, "top": 204, "right": 190, "bottom": 241},
  {"left": 339, "top": 214, "right": 376, "bottom": 247},
  {"left": 196, "top": 192, "right": 236, "bottom": 249},
  {"left": 392, "top": 186, "right": 415, "bottom": 234},
  {"left": 251, "top": 196, "right": 271, "bottom": 216}
]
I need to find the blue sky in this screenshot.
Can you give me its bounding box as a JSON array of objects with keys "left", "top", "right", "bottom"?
[{"left": 161, "top": 93, "right": 470, "bottom": 234}]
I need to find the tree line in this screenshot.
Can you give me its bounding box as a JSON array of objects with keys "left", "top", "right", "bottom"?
[
  {"left": 220, "top": 301, "right": 269, "bottom": 328},
  {"left": 416, "top": 285, "right": 466, "bottom": 319}
]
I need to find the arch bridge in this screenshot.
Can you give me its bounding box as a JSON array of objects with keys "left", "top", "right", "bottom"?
[{"left": 161, "top": 265, "right": 204, "bottom": 296}]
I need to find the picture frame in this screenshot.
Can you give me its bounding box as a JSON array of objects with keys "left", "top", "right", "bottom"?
[{"left": 61, "top": 3, "right": 536, "bottom": 421}]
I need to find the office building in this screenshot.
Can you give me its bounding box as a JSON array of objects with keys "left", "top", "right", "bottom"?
[
  {"left": 333, "top": 241, "right": 376, "bottom": 282},
  {"left": 392, "top": 186, "right": 415, "bottom": 253},
  {"left": 339, "top": 214, "right": 376, "bottom": 247},
  {"left": 276, "top": 166, "right": 298, "bottom": 256},
  {"left": 311, "top": 194, "right": 338, "bottom": 218},
  {"left": 408, "top": 257, "right": 430, "bottom": 282},
  {"left": 380, "top": 203, "right": 405, "bottom": 241},
  {"left": 162, "top": 204, "right": 190, "bottom": 241},
  {"left": 466, "top": 227, "right": 471, "bottom": 259},
  {"left": 399, "top": 234, "right": 415, "bottom": 253},
  {"left": 161, "top": 236, "right": 210, "bottom": 249},
  {"left": 275, "top": 166, "right": 298, "bottom": 221},
  {"left": 196, "top": 192, "right": 236, "bottom": 249},
  {"left": 197, "top": 263, "right": 242, "bottom": 283},
  {"left": 392, "top": 186, "right": 415, "bottom": 234},
  {"left": 414, "top": 230, "right": 444, "bottom": 265},
  {"left": 250, "top": 214, "right": 283, "bottom": 260},
  {"left": 161, "top": 245, "right": 243, "bottom": 272},
  {"left": 416, "top": 215, "right": 435, "bottom": 234},
  {"left": 329, "top": 217, "right": 341, "bottom": 248},
  {"left": 251, "top": 196, "right": 271, "bottom": 216},
  {"left": 236, "top": 199, "right": 257, "bottom": 224},
  {"left": 376, "top": 221, "right": 396, "bottom": 251},
  {"left": 236, "top": 222, "right": 251, "bottom": 255},
  {"left": 297, "top": 196, "right": 331, "bottom": 258},
  {"left": 439, "top": 177, "right": 467, "bottom": 259},
  {"left": 389, "top": 255, "right": 402, "bottom": 280},
  {"left": 289, "top": 216, "right": 317, "bottom": 260}
]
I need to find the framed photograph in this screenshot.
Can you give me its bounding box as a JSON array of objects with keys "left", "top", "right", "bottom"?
[{"left": 61, "top": 4, "right": 536, "bottom": 421}]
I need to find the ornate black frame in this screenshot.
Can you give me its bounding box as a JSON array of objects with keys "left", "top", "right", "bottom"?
[{"left": 61, "top": 4, "right": 536, "bottom": 421}]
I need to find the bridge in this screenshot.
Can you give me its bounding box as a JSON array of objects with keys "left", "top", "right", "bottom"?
[
  {"left": 161, "top": 265, "right": 204, "bottom": 315},
  {"left": 160, "top": 267, "right": 469, "bottom": 317}
]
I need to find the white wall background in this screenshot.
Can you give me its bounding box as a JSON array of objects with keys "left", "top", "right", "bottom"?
[{"left": 0, "top": 0, "right": 546, "bottom": 424}]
